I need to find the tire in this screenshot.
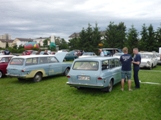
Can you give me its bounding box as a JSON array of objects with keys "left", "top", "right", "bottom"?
[
  {"left": 64, "top": 68, "right": 70, "bottom": 76},
  {"left": 149, "top": 64, "right": 153, "bottom": 70},
  {"left": 0, "top": 71, "right": 2, "bottom": 78},
  {"left": 102, "top": 80, "right": 113, "bottom": 92},
  {"left": 63, "top": 59, "right": 66, "bottom": 62},
  {"left": 33, "top": 73, "right": 42, "bottom": 82}
]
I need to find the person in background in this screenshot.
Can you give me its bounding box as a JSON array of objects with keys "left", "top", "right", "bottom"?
[
  {"left": 120, "top": 47, "right": 133, "bottom": 91},
  {"left": 132, "top": 48, "right": 141, "bottom": 89},
  {"left": 36, "top": 50, "right": 41, "bottom": 55},
  {"left": 4, "top": 49, "right": 10, "bottom": 55},
  {"left": 103, "top": 50, "right": 107, "bottom": 56},
  {"left": 99, "top": 49, "right": 104, "bottom": 57},
  {"left": 43, "top": 50, "right": 48, "bottom": 55}
]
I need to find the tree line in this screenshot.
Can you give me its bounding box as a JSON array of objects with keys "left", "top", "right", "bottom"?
[{"left": 68, "top": 22, "right": 161, "bottom": 54}]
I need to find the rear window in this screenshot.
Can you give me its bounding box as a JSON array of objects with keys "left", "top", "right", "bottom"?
[
  {"left": 73, "top": 61, "right": 98, "bottom": 70},
  {"left": 10, "top": 58, "right": 24, "bottom": 65}
]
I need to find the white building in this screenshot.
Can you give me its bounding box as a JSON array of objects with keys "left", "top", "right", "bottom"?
[{"left": 12, "top": 38, "right": 33, "bottom": 47}]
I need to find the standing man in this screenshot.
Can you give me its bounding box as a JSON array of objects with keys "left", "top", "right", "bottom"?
[
  {"left": 43, "top": 50, "right": 48, "bottom": 55},
  {"left": 120, "top": 47, "right": 133, "bottom": 91},
  {"left": 132, "top": 48, "right": 141, "bottom": 89},
  {"left": 4, "top": 49, "right": 10, "bottom": 55},
  {"left": 99, "top": 49, "right": 104, "bottom": 57}
]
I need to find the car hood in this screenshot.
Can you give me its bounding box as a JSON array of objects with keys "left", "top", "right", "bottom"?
[
  {"left": 141, "top": 58, "right": 151, "bottom": 62},
  {"left": 55, "top": 52, "right": 68, "bottom": 62}
]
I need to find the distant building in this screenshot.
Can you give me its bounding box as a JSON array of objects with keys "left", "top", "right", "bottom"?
[
  {"left": 0, "top": 34, "right": 11, "bottom": 40},
  {"left": 12, "top": 38, "right": 33, "bottom": 47},
  {"left": 33, "top": 35, "right": 55, "bottom": 47},
  {"left": 0, "top": 39, "right": 13, "bottom": 48},
  {"left": 33, "top": 37, "right": 50, "bottom": 46}
]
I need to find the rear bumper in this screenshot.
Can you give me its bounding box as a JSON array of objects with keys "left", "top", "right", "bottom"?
[
  {"left": 66, "top": 82, "right": 104, "bottom": 88},
  {"left": 6, "top": 74, "right": 27, "bottom": 78}
]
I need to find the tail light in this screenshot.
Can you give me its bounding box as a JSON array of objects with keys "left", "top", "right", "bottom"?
[
  {"left": 21, "top": 70, "right": 25, "bottom": 72},
  {"left": 98, "top": 77, "right": 102, "bottom": 80},
  {"left": 67, "top": 75, "right": 70, "bottom": 78}
]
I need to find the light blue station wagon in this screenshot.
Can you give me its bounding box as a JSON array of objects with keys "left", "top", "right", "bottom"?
[
  {"left": 6, "top": 52, "right": 72, "bottom": 82},
  {"left": 66, "top": 57, "right": 121, "bottom": 92}
]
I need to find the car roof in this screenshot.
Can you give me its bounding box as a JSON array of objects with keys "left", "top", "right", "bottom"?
[
  {"left": 75, "top": 56, "right": 118, "bottom": 61},
  {"left": 12, "top": 55, "right": 55, "bottom": 58},
  {"left": 0, "top": 55, "right": 14, "bottom": 57}
]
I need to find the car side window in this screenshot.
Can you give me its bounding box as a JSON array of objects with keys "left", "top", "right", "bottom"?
[
  {"left": 109, "top": 59, "right": 115, "bottom": 68},
  {"left": 48, "top": 56, "right": 58, "bottom": 63},
  {"left": 102, "top": 60, "right": 109, "bottom": 70},
  {"left": 40, "top": 57, "right": 48, "bottom": 64},
  {"left": 25, "top": 58, "right": 38, "bottom": 65},
  {"left": 115, "top": 59, "right": 121, "bottom": 67}
]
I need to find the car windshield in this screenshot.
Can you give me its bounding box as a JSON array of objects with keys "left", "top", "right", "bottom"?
[
  {"left": 73, "top": 61, "right": 99, "bottom": 70},
  {"left": 10, "top": 58, "right": 24, "bottom": 65},
  {"left": 140, "top": 54, "right": 153, "bottom": 58}
]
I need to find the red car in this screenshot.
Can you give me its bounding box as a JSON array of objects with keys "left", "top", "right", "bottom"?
[
  {"left": 22, "top": 50, "right": 37, "bottom": 55},
  {"left": 0, "top": 55, "right": 14, "bottom": 78}
]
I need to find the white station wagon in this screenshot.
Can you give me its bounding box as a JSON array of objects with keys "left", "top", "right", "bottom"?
[
  {"left": 6, "top": 52, "right": 72, "bottom": 82},
  {"left": 66, "top": 57, "right": 121, "bottom": 92}
]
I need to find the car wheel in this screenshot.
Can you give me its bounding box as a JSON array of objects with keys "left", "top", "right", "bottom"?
[
  {"left": 63, "top": 59, "right": 66, "bottom": 62},
  {"left": 33, "top": 73, "right": 42, "bottom": 82},
  {"left": 64, "top": 68, "right": 70, "bottom": 76},
  {"left": 0, "top": 71, "right": 2, "bottom": 78},
  {"left": 149, "top": 64, "right": 153, "bottom": 70},
  {"left": 102, "top": 80, "right": 113, "bottom": 92}
]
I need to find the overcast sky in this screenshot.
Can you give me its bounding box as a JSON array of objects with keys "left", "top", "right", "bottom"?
[{"left": 0, "top": 0, "right": 161, "bottom": 40}]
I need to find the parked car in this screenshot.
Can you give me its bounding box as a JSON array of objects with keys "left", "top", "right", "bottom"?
[
  {"left": 102, "top": 48, "right": 122, "bottom": 56},
  {"left": 113, "top": 53, "right": 124, "bottom": 59},
  {"left": 39, "top": 50, "right": 51, "bottom": 55},
  {"left": 0, "top": 55, "right": 14, "bottom": 78},
  {"left": 139, "top": 52, "right": 158, "bottom": 69},
  {"left": 6, "top": 52, "right": 72, "bottom": 82},
  {"left": 64, "top": 51, "right": 78, "bottom": 61},
  {"left": 153, "top": 52, "right": 161, "bottom": 64},
  {"left": 66, "top": 57, "right": 121, "bottom": 92},
  {"left": 22, "top": 50, "right": 38, "bottom": 55},
  {"left": 78, "top": 52, "right": 97, "bottom": 58}
]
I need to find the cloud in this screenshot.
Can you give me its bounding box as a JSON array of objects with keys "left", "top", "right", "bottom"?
[{"left": 0, "top": 0, "right": 161, "bottom": 40}]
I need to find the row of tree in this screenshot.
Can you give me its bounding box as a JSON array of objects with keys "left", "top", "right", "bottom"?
[
  {"left": 68, "top": 22, "right": 161, "bottom": 54},
  {"left": 2, "top": 22, "right": 161, "bottom": 54}
]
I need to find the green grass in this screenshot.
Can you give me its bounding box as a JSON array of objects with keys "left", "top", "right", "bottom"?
[{"left": 0, "top": 66, "right": 161, "bottom": 120}]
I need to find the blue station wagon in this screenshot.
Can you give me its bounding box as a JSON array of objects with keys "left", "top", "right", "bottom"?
[
  {"left": 66, "top": 57, "right": 121, "bottom": 92},
  {"left": 6, "top": 52, "right": 72, "bottom": 82}
]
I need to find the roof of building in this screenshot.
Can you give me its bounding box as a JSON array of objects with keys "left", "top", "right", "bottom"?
[
  {"left": 0, "top": 39, "right": 14, "bottom": 43},
  {"left": 16, "top": 38, "right": 33, "bottom": 41}
]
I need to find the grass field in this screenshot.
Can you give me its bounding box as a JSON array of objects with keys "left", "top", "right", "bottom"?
[{"left": 0, "top": 66, "right": 161, "bottom": 120}]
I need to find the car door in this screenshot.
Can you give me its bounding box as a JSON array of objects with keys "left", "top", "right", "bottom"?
[
  {"left": 48, "top": 56, "right": 62, "bottom": 75},
  {"left": 108, "top": 59, "right": 118, "bottom": 83}
]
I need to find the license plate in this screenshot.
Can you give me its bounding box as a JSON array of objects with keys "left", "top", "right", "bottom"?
[{"left": 78, "top": 76, "right": 90, "bottom": 80}]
